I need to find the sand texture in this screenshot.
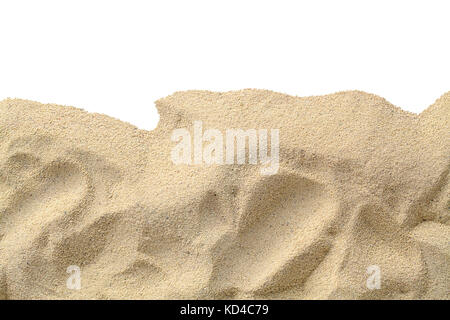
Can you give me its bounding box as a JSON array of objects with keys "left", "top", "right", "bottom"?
[{"left": 0, "top": 90, "right": 449, "bottom": 299}]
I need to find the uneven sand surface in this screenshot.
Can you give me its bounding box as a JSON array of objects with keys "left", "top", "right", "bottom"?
[{"left": 0, "top": 90, "right": 448, "bottom": 299}]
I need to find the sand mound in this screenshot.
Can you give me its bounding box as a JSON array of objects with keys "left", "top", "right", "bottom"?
[{"left": 0, "top": 90, "right": 448, "bottom": 299}]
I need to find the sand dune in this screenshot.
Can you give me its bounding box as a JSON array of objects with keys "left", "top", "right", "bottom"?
[{"left": 0, "top": 90, "right": 448, "bottom": 299}]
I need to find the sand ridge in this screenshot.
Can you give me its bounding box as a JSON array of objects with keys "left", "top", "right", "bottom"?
[{"left": 0, "top": 90, "right": 448, "bottom": 299}]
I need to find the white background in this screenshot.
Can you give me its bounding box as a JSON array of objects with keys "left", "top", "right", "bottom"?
[{"left": 0, "top": 0, "right": 449, "bottom": 130}]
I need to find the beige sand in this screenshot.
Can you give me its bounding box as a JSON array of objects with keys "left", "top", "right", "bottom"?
[{"left": 0, "top": 90, "right": 448, "bottom": 300}]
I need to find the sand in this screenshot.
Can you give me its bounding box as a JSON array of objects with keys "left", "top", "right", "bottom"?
[{"left": 0, "top": 90, "right": 448, "bottom": 300}]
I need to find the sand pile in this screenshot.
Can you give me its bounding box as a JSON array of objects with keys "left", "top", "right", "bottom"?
[{"left": 0, "top": 90, "right": 448, "bottom": 299}]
